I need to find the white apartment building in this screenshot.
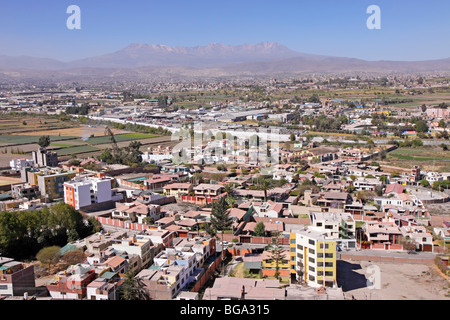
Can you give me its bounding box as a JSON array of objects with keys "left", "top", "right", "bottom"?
[{"left": 63, "top": 176, "right": 122, "bottom": 210}]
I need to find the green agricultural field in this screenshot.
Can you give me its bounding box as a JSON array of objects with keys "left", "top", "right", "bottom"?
[
  {"left": 388, "top": 147, "right": 450, "bottom": 162},
  {"left": 85, "top": 135, "right": 133, "bottom": 145},
  {"left": 54, "top": 145, "right": 99, "bottom": 156},
  {"left": 118, "top": 133, "right": 159, "bottom": 139},
  {"left": 0, "top": 135, "right": 78, "bottom": 146},
  {"left": 49, "top": 142, "right": 78, "bottom": 148},
  {"left": 85, "top": 133, "right": 159, "bottom": 145}
]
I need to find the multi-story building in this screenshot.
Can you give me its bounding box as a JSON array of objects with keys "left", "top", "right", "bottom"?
[
  {"left": 193, "top": 184, "right": 225, "bottom": 198},
  {"left": 25, "top": 167, "right": 76, "bottom": 201},
  {"left": 46, "top": 264, "right": 96, "bottom": 300},
  {"left": 308, "top": 211, "right": 356, "bottom": 240},
  {"left": 424, "top": 171, "right": 444, "bottom": 185},
  {"left": 252, "top": 201, "right": 284, "bottom": 218},
  {"left": 111, "top": 235, "right": 164, "bottom": 270},
  {"left": 163, "top": 182, "right": 193, "bottom": 198},
  {"left": 86, "top": 275, "right": 124, "bottom": 300},
  {"left": 374, "top": 193, "right": 424, "bottom": 211},
  {"left": 85, "top": 231, "right": 128, "bottom": 256},
  {"left": 11, "top": 182, "right": 40, "bottom": 200},
  {"left": 144, "top": 228, "right": 175, "bottom": 250},
  {"left": 32, "top": 148, "right": 58, "bottom": 167},
  {"left": 37, "top": 170, "right": 77, "bottom": 201},
  {"left": 0, "top": 257, "right": 36, "bottom": 297},
  {"left": 400, "top": 225, "right": 434, "bottom": 252},
  {"left": 139, "top": 242, "right": 206, "bottom": 299},
  {"left": 362, "top": 221, "right": 403, "bottom": 250},
  {"left": 426, "top": 107, "right": 450, "bottom": 119},
  {"left": 289, "top": 228, "right": 337, "bottom": 288},
  {"left": 63, "top": 175, "right": 122, "bottom": 210},
  {"left": 9, "top": 158, "right": 34, "bottom": 172},
  {"left": 135, "top": 266, "right": 184, "bottom": 300},
  {"left": 111, "top": 201, "right": 162, "bottom": 224},
  {"left": 353, "top": 177, "right": 383, "bottom": 191}
]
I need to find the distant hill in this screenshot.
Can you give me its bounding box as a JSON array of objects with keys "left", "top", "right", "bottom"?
[
  {"left": 1, "top": 42, "right": 450, "bottom": 81},
  {"left": 68, "top": 42, "right": 303, "bottom": 68}
]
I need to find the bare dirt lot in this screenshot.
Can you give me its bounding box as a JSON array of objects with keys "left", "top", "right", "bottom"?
[
  {"left": 0, "top": 175, "right": 21, "bottom": 186},
  {"left": 337, "top": 259, "right": 450, "bottom": 300}
]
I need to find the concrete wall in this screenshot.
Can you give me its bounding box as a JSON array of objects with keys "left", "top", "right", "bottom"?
[{"left": 339, "top": 253, "right": 434, "bottom": 265}]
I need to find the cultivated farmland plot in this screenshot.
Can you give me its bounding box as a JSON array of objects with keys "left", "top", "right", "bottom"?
[
  {"left": 54, "top": 145, "right": 100, "bottom": 156},
  {"left": 85, "top": 133, "right": 159, "bottom": 145},
  {"left": 0, "top": 135, "right": 78, "bottom": 146}
]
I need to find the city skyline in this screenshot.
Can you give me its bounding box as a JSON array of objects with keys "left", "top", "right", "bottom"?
[{"left": 1, "top": 0, "right": 450, "bottom": 62}]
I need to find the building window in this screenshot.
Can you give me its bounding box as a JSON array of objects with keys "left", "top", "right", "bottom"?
[
  {"left": 308, "top": 239, "right": 315, "bottom": 246},
  {"left": 309, "top": 248, "right": 315, "bottom": 255}
]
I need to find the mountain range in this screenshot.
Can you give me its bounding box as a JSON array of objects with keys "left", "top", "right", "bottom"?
[{"left": 1, "top": 42, "right": 450, "bottom": 81}]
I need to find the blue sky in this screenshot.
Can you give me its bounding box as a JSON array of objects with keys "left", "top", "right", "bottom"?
[{"left": 1, "top": 0, "right": 450, "bottom": 62}]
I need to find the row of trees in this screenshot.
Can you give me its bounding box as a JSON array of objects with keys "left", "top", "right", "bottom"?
[
  {"left": 108, "top": 121, "right": 171, "bottom": 136},
  {"left": 0, "top": 203, "right": 101, "bottom": 260},
  {"left": 65, "top": 104, "right": 90, "bottom": 115}
]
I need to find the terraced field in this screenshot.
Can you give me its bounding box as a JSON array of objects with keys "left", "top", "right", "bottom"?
[
  {"left": 0, "top": 118, "right": 173, "bottom": 165},
  {"left": 54, "top": 145, "right": 101, "bottom": 156},
  {"left": 0, "top": 135, "right": 78, "bottom": 146},
  {"left": 386, "top": 147, "right": 450, "bottom": 171}
]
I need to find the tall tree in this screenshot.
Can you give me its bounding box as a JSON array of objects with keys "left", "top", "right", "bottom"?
[
  {"left": 210, "top": 196, "right": 232, "bottom": 260},
  {"left": 268, "top": 237, "right": 286, "bottom": 280},
  {"left": 258, "top": 178, "right": 273, "bottom": 202},
  {"left": 254, "top": 222, "right": 266, "bottom": 237},
  {"left": 120, "top": 271, "right": 149, "bottom": 300}
]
